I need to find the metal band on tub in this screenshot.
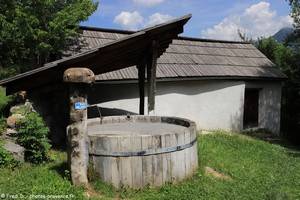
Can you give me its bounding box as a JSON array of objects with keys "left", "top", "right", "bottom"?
[{"left": 89, "top": 137, "right": 197, "bottom": 157}]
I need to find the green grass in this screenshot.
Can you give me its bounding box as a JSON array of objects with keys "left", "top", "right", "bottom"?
[
  {"left": 0, "top": 151, "right": 86, "bottom": 199},
  {"left": 0, "top": 132, "right": 299, "bottom": 200}
]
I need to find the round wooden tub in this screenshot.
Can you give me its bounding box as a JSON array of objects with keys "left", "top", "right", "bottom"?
[{"left": 87, "top": 115, "right": 198, "bottom": 189}]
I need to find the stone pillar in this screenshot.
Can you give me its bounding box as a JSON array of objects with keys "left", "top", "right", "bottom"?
[{"left": 63, "top": 68, "right": 95, "bottom": 186}]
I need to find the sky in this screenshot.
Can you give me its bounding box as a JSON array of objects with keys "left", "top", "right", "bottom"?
[{"left": 81, "top": 0, "right": 293, "bottom": 41}]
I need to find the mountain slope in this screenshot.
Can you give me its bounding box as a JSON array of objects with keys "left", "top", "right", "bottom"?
[{"left": 273, "top": 27, "right": 294, "bottom": 42}]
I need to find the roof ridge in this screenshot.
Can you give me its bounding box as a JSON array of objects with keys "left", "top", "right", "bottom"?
[
  {"left": 177, "top": 36, "right": 251, "bottom": 44},
  {"left": 79, "top": 26, "right": 251, "bottom": 44},
  {"left": 162, "top": 51, "right": 265, "bottom": 58},
  {"left": 156, "top": 63, "right": 275, "bottom": 68},
  {"left": 79, "top": 26, "right": 135, "bottom": 34}
]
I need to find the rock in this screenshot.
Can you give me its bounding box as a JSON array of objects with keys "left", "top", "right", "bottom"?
[
  {"left": 7, "top": 114, "right": 24, "bottom": 128},
  {"left": 1, "top": 128, "right": 18, "bottom": 140},
  {"left": 13, "top": 91, "right": 27, "bottom": 104},
  {"left": 9, "top": 106, "right": 20, "bottom": 115},
  {"left": 6, "top": 128, "right": 17, "bottom": 135},
  {"left": 16, "top": 91, "right": 27, "bottom": 103},
  {"left": 3, "top": 140, "right": 25, "bottom": 162},
  {"left": 24, "top": 100, "right": 35, "bottom": 112},
  {"left": 9, "top": 101, "right": 35, "bottom": 115}
]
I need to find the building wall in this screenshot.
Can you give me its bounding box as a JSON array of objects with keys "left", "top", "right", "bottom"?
[
  {"left": 246, "top": 81, "right": 282, "bottom": 134},
  {"left": 154, "top": 80, "right": 245, "bottom": 131},
  {"left": 27, "top": 79, "right": 282, "bottom": 147},
  {"left": 88, "top": 80, "right": 246, "bottom": 131}
]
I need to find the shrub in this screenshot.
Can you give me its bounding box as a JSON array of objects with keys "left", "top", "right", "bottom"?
[
  {"left": 0, "top": 117, "right": 6, "bottom": 135},
  {"left": 16, "top": 112, "right": 51, "bottom": 164},
  {"left": 0, "top": 141, "right": 18, "bottom": 168},
  {"left": 0, "top": 87, "right": 12, "bottom": 115}
]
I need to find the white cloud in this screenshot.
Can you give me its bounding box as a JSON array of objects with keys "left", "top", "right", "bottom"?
[
  {"left": 113, "top": 11, "right": 144, "bottom": 30},
  {"left": 146, "top": 13, "right": 174, "bottom": 27},
  {"left": 201, "top": 1, "right": 293, "bottom": 41},
  {"left": 133, "top": 0, "right": 165, "bottom": 7},
  {"left": 114, "top": 11, "right": 174, "bottom": 30}
]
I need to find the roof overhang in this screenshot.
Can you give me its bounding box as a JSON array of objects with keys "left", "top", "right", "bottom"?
[
  {"left": 0, "top": 14, "right": 192, "bottom": 94},
  {"left": 93, "top": 76, "right": 286, "bottom": 84}
]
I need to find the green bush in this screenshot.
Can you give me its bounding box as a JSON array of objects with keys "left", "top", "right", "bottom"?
[
  {"left": 0, "top": 141, "right": 18, "bottom": 168},
  {"left": 16, "top": 112, "right": 51, "bottom": 164},
  {"left": 0, "top": 87, "right": 11, "bottom": 115},
  {"left": 0, "top": 117, "right": 6, "bottom": 135}
]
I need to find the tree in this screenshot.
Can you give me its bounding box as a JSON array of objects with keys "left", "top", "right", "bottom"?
[
  {"left": 289, "top": 0, "right": 300, "bottom": 31},
  {"left": 257, "top": 37, "right": 300, "bottom": 144},
  {"left": 0, "top": 0, "right": 98, "bottom": 79},
  {"left": 237, "top": 29, "right": 254, "bottom": 43},
  {"left": 239, "top": 1, "right": 300, "bottom": 143},
  {"left": 257, "top": 38, "right": 295, "bottom": 72},
  {"left": 287, "top": 0, "right": 300, "bottom": 50}
]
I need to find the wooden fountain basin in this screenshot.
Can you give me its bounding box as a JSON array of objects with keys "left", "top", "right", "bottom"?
[{"left": 87, "top": 115, "right": 198, "bottom": 188}]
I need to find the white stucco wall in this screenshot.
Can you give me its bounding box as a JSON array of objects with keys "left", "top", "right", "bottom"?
[
  {"left": 88, "top": 79, "right": 282, "bottom": 133},
  {"left": 154, "top": 81, "right": 245, "bottom": 131},
  {"left": 88, "top": 80, "right": 245, "bottom": 131},
  {"left": 246, "top": 81, "right": 282, "bottom": 134}
]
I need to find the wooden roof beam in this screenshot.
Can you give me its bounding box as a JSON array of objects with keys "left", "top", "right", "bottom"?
[{"left": 147, "top": 40, "right": 159, "bottom": 115}]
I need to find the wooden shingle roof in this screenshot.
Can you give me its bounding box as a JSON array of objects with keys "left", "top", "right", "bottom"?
[
  {"left": 0, "top": 15, "right": 191, "bottom": 94},
  {"left": 67, "top": 26, "right": 286, "bottom": 81}
]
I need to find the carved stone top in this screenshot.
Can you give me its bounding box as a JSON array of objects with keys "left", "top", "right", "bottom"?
[{"left": 63, "top": 68, "right": 95, "bottom": 84}]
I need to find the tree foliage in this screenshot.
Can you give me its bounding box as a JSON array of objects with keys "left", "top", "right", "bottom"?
[
  {"left": 257, "top": 0, "right": 300, "bottom": 144},
  {"left": 257, "top": 37, "right": 300, "bottom": 144},
  {"left": 289, "top": 0, "right": 300, "bottom": 30},
  {"left": 0, "top": 87, "right": 11, "bottom": 114},
  {"left": 287, "top": 0, "right": 300, "bottom": 51},
  {"left": 0, "top": 0, "right": 97, "bottom": 78},
  {"left": 257, "top": 38, "right": 296, "bottom": 74}
]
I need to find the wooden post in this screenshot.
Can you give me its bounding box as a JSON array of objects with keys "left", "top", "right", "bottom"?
[
  {"left": 138, "top": 62, "right": 146, "bottom": 115},
  {"left": 63, "top": 68, "right": 95, "bottom": 186},
  {"left": 147, "top": 40, "right": 158, "bottom": 115}
]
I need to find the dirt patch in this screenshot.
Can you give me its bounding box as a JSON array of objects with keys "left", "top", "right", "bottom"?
[
  {"left": 85, "top": 184, "right": 103, "bottom": 199},
  {"left": 205, "top": 166, "right": 232, "bottom": 180},
  {"left": 200, "top": 130, "right": 215, "bottom": 135}
]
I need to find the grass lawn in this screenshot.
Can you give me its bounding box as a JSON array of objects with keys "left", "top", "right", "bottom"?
[{"left": 0, "top": 132, "right": 299, "bottom": 200}]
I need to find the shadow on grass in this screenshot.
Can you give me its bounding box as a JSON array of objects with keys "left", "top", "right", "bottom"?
[
  {"left": 50, "top": 161, "right": 71, "bottom": 180},
  {"left": 241, "top": 128, "right": 300, "bottom": 155}
]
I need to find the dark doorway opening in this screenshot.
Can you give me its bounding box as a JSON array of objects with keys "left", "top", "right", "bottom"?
[{"left": 243, "top": 89, "right": 259, "bottom": 129}]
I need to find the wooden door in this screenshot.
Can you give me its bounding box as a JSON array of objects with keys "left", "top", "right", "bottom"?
[{"left": 243, "top": 89, "right": 259, "bottom": 128}]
